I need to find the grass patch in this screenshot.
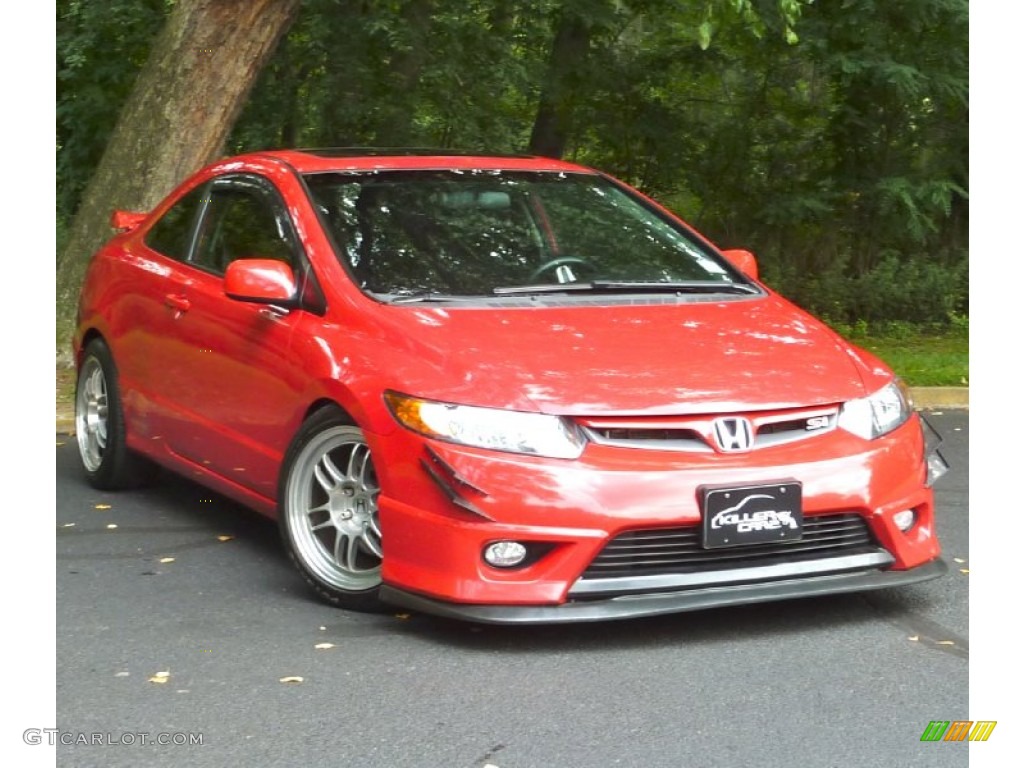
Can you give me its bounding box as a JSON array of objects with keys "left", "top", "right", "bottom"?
[{"left": 831, "top": 322, "right": 969, "bottom": 387}]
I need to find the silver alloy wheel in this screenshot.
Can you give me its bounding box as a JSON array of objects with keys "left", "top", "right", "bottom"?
[
  {"left": 285, "top": 425, "right": 383, "bottom": 591},
  {"left": 76, "top": 356, "right": 109, "bottom": 473}
]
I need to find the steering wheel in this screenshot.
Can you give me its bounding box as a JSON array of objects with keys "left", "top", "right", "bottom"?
[{"left": 528, "top": 256, "right": 595, "bottom": 283}]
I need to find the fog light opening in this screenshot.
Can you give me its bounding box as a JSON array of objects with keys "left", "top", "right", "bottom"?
[
  {"left": 483, "top": 541, "right": 528, "bottom": 568},
  {"left": 893, "top": 509, "right": 916, "bottom": 532}
]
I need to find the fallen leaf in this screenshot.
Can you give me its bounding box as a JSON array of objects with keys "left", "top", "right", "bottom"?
[
  {"left": 908, "top": 635, "right": 919, "bottom": 642},
  {"left": 279, "top": 676, "right": 304, "bottom": 684},
  {"left": 217, "top": 535, "right": 234, "bottom": 542},
  {"left": 148, "top": 671, "right": 170, "bottom": 684},
  {"left": 953, "top": 557, "right": 965, "bottom": 564},
  {"left": 314, "top": 643, "right": 335, "bottom": 650},
  {"left": 937, "top": 640, "right": 955, "bottom": 646},
  {"left": 106, "top": 524, "right": 118, "bottom": 530},
  {"left": 159, "top": 557, "right": 175, "bottom": 564},
  {"left": 95, "top": 504, "right": 112, "bottom": 510},
  {"left": 960, "top": 568, "right": 969, "bottom": 574}
]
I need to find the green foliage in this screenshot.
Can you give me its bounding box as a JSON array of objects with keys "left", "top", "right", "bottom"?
[
  {"left": 765, "top": 253, "right": 967, "bottom": 327},
  {"left": 57, "top": 0, "right": 172, "bottom": 219},
  {"left": 948, "top": 311, "right": 968, "bottom": 338},
  {"left": 57, "top": 0, "right": 968, "bottom": 329}
]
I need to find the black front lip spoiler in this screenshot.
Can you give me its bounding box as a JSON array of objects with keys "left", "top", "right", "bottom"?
[{"left": 379, "top": 558, "right": 948, "bottom": 625}]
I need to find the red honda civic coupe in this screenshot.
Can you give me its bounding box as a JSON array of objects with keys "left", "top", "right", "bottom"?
[{"left": 73, "top": 149, "right": 948, "bottom": 623}]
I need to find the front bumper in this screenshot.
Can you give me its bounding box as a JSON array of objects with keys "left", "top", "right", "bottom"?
[
  {"left": 381, "top": 557, "right": 948, "bottom": 624},
  {"left": 370, "top": 413, "right": 944, "bottom": 619}
]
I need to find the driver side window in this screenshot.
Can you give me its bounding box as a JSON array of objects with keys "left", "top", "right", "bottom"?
[{"left": 191, "top": 180, "right": 297, "bottom": 274}]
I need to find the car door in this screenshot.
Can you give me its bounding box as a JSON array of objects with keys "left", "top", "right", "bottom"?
[{"left": 154, "top": 174, "right": 320, "bottom": 499}]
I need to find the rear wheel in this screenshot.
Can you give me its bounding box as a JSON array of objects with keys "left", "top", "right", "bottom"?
[
  {"left": 280, "top": 408, "right": 385, "bottom": 611},
  {"left": 75, "top": 338, "right": 157, "bottom": 489}
]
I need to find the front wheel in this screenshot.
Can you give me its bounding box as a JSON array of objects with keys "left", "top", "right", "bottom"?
[{"left": 279, "top": 408, "right": 386, "bottom": 611}]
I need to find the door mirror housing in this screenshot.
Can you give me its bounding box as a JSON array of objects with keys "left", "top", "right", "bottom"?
[
  {"left": 224, "top": 259, "right": 298, "bottom": 306},
  {"left": 721, "top": 248, "right": 759, "bottom": 281}
]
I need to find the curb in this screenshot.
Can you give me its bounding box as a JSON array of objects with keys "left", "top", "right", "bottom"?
[
  {"left": 55, "top": 387, "right": 969, "bottom": 435},
  {"left": 908, "top": 387, "right": 969, "bottom": 410}
]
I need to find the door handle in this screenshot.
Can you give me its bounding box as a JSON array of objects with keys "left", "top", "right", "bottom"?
[
  {"left": 164, "top": 294, "right": 191, "bottom": 313},
  {"left": 258, "top": 305, "right": 290, "bottom": 321}
]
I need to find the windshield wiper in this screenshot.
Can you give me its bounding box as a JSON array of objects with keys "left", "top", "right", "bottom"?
[
  {"left": 492, "top": 281, "right": 759, "bottom": 296},
  {"left": 592, "top": 280, "right": 759, "bottom": 294},
  {"left": 385, "top": 292, "right": 489, "bottom": 304}
]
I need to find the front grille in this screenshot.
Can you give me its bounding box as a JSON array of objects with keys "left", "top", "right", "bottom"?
[
  {"left": 582, "top": 513, "right": 878, "bottom": 579},
  {"left": 577, "top": 405, "right": 839, "bottom": 453}
]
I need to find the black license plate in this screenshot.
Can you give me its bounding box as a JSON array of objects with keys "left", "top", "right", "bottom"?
[{"left": 701, "top": 481, "right": 803, "bottom": 549}]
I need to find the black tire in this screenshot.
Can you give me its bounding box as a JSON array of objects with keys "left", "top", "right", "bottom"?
[
  {"left": 75, "top": 338, "right": 158, "bottom": 490},
  {"left": 279, "top": 407, "right": 386, "bottom": 612}
]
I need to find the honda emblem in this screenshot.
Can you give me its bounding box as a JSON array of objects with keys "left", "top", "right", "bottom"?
[{"left": 712, "top": 417, "right": 754, "bottom": 452}]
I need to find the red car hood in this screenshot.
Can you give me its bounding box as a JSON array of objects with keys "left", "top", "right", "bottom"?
[{"left": 370, "top": 294, "right": 887, "bottom": 416}]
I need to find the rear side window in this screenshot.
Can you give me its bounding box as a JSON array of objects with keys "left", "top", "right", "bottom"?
[{"left": 144, "top": 185, "right": 206, "bottom": 261}]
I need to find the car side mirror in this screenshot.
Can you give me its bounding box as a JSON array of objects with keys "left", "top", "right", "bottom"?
[
  {"left": 224, "top": 259, "right": 298, "bottom": 306},
  {"left": 110, "top": 210, "right": 147, "bottom": 233},
  {"left": 720, "top": 249, "right": 759, "bottom": 281}
]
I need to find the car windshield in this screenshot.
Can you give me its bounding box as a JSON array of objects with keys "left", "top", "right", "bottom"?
[{"left": 303, "top": 169, "right": 748, "bottom": 300}]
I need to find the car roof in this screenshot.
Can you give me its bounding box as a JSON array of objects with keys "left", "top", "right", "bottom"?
[{"left": 251, "top": 148, "right": 595, "bottom": 175}]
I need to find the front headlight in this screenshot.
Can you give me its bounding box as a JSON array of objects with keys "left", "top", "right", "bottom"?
[
  {"left": 384, "top": 392, "right": 586, "bottom": 459},
  {"left": 837, "top": 379, "right": 913, "bottom": 440}
]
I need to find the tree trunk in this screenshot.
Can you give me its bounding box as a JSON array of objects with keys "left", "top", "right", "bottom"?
[
  {"left": 527, "top": 12, "right": 592, "bottom": 159},
  {"left": 56, "top": 0, "right": 301, "bottom": 359}
]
